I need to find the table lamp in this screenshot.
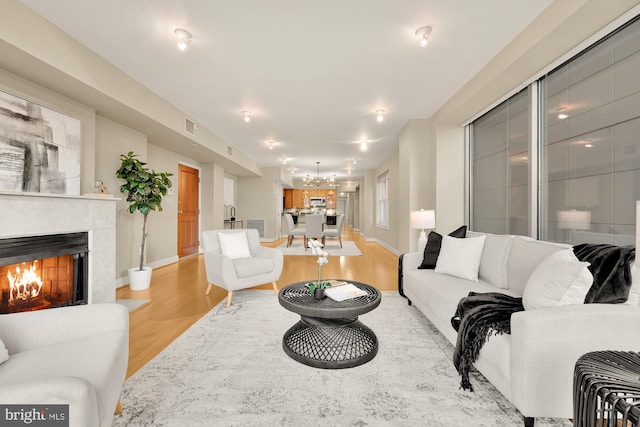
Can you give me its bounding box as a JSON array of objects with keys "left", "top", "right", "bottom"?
[
  {"left": 411, "top": 209, "right": 435, "bottom": 253},
  {"left": 558, "top": 209, "right": 591, "bottom": 244}
]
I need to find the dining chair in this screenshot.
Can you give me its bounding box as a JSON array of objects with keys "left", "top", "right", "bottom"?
[
  {"left": 303, "top": 214, "right": 324, "bottom": 249},
  {"left": 284, "top": 213, "right": 305, "bottom": 247},
  {"left": 322, "top": 214, "right": 345, "bottom": 248}
]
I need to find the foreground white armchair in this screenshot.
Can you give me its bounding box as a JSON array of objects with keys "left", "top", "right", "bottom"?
[
  {"left": 203, "top": 229, "right": 283, "bottom": 307},
  {"left": 0, "top": 303, "right": 129, "bottom": 427}
]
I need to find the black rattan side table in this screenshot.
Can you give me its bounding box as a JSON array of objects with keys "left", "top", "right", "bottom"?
[
  {"left": 278, "top": 280, "right": 382, "bottom": 369},
  {"left": 574, "top": 351, "right": 640, "bottom": 426}
]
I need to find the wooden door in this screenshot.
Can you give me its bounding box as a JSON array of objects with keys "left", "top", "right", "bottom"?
[{"left": 177, "top": 164, "right": 199, "bottom": 258}]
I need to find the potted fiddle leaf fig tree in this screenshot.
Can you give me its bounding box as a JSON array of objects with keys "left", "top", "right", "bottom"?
[{"left": 116, "top": 151, "right": 173, "bottom": 290}]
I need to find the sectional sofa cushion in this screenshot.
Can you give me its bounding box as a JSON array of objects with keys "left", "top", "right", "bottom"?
[
  {"left": 418, "top": 225, "right": 467, "bottom": 269},
  {"left": 468, "top": 232, "right": 514, "bottom": 289},
  {"left": 522, "top": 249, "right": 593, "bottom": 310},
  {"left": 0, "top": 339, "right": 7, "bottom": 365},
  {"left": 508, "top": 237, "right": 569, "bottom": 295},
  {"left": 628, "top": 265, "right": 640, "bottom": 306},
  {"left": 435, "top": 235, "right": 486, "bottom": 281}
]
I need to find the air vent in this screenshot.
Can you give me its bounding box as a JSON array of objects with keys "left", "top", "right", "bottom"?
[
  {"left": 227, "top": 146, "right": 233, "bottom": 156},
  {"left": 245, "top": 219, "right": 264, "bottom": 238},
  {"left": 184, "top": 117, "right": 196, "bottom": 136}
]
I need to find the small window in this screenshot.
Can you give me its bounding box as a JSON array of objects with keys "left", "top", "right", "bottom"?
[{"left": 376, "top": 171, "right": 389, "bottom": 228}]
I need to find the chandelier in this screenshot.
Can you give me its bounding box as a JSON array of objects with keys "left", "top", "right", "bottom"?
[{"left": 303, "top": 162, "right": 338, "bottom": 187}]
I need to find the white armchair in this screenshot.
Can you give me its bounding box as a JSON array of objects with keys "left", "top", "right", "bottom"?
[
  {"left": 202, "top": 229, "right": 283, "bottom": 307},
  {"left": 0, "top": 303, "right": 129, "bottom": 427}
]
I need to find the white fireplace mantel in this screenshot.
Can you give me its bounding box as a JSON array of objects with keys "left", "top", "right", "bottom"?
[{"left": 0, "top": 191, "right": 118, "bottom": 304}]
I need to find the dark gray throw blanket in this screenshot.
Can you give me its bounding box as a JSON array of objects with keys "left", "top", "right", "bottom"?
[
  {"left": 451, "top": 292, "right": 523, "bottom": 391},
  {"left": 572, "top": 243, "right": 635, "bottom": 304}
]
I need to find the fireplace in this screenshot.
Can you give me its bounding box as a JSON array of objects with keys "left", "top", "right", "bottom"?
[{"left": 0, "top": 232, "right": 88, "bottom": 314}]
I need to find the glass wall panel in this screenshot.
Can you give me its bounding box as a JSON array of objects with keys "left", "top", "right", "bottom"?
[
  {"left": 540, "top": 17, "right": 640, "bottom": 245},
  {"left": 471, "top": 88, "right": 530, "bottom": 235}
]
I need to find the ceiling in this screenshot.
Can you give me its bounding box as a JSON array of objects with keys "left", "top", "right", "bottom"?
[{"left": 20, "top": 0, "right": 554, "bottom": 184}]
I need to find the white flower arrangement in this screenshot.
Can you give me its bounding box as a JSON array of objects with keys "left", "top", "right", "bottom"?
[{"left": 307, "top": 239, "right": 330, "bottom": 294}]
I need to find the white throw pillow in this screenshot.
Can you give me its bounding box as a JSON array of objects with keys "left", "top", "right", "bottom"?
[
  {"left": 0, "top": 338, "right": 8, "bottom": 365},
  {"left": 522, "top": 249, "right": 593, "bottom": 310},
  {"left": 435, "top": 235, "right": 486, "bottom": 282},
  {"left": 218, "top": 231, "right": 252, "bottom": 260}
]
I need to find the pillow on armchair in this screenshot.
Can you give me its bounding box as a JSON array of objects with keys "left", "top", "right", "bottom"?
[
  {"left": 218, "top": 231, "right": 252, "bottom": 259},
  {"left": 418, "top": 225, "right": 467, "bottom": 269}
]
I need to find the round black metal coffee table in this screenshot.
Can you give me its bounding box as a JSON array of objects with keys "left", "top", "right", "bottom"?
[{"left": 278, "top": 280, "right": 382, "bottom": 369}]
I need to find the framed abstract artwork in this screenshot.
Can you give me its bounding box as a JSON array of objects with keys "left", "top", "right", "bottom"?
[{"left": 0, "top": 90, "right": 81, "bottom": 195}]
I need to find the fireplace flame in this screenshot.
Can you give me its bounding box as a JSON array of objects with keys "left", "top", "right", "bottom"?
[{"left": 7, "top": 262, "right": 43, "bottom": 302}]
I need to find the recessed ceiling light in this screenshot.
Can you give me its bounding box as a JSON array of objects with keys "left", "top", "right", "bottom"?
[
  {"left": 558, "top": 113, "right": 569, "bottom": 120},
  {"left": 268, "top": 141, "right": 274, "bottom": 149},
  {"left": 281, "top": 157, "right": 287, "bottom": 164},
  {"left": 360, "top": 141, "right": 368, "bottom": 151},
  {"left": 174, "top": 28, "right": 192, "bottom": 51},
  {"left": 415, "top": 26, "right": 432, "bottom": 47},
  {"left": 241, "top": 110, "right": 252, "bottom": 123},
  {"left": 353, "top": 157, "right": 357, "bottom": 165},
  {"left": 375, "top": 109, "right": 385, "bottom": 122},
  {"left": 585, "top": 144, "right": 593, "bottom": 148}
]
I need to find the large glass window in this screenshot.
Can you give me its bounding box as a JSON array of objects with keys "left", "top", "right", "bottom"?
[
  {"left": 471, "top": 88, "right": 531, "bottom": 235},
  {"left": 540, "top": 17, "right": 640, "bottom": 245},
  {"left": 469, "top": 15, "right": 640, "bottom": 245}
]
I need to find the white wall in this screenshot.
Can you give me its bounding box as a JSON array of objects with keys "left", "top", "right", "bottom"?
[
  {"left": 435, "top": 124, "right": 465, "bottom": 234},
  {"left": 398, "top": 119, "right": 437, "bottom": 253},
  {"left": 95, "top": 116, "right": 147, "bottom": 279}
]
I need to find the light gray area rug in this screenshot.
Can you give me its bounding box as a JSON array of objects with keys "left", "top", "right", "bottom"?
[
  {"left": 277, "top": 240, "right": 362, "bottom": 256},
  {"left": 113, "top": 291, "right": 571, "bottom": 427},
  {"left": 116, "top": 299, "right": 150, "bottom": 312}
]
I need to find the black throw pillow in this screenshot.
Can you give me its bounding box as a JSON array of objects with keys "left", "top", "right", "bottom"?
[{"left": 418, "top": 225, "right": 467, "bottom": 269}]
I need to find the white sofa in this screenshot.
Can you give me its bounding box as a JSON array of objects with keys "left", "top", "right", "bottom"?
[
  {"left": 0, "top": 303, "right": 129, "bottom": 427},
  {"left": 400, "top": 232, "right": 640, "bottom": 426}
]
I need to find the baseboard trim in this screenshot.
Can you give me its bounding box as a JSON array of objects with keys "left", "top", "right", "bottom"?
[{"left": 362, "top": 237, "right": 401, "bottom": 256}]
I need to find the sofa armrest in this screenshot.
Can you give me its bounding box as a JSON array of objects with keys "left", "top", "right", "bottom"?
[
  {"left": 510, "top": 304, "right": 640, "bottom": 418},
  {"left": 0, "top": 377, "right": 100, "bottom": 427},
  {"left": 402, "top": 252, "right": 423, "bottom": 272},
  {"left": 203, "top": 251, "right": 238, "bottom": 287},
  {"left": 252, "top": 246, "right": 284, "bottom": 270},
  {"left": 398, "top": 252, "right": 422, "bottom": 298},
  {"left": 0, "top": 303, "right": 128, "bottom": 355}
]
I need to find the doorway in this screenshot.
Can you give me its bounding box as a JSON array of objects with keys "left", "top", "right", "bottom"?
[{"left": 177, "top": 164, "right": 200, "bottom": 258}]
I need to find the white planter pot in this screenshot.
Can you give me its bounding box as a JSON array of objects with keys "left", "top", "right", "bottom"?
[{"left": 128, "top": 266, "right": 153, "bottom": 291}]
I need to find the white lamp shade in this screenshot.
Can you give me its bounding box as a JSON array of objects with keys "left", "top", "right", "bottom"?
[
  {"left": 557, "top": 210, "right": 591, "bottom": 230},
  {"left": 411, "top": 209, "right": 435, "bottom": 230}
]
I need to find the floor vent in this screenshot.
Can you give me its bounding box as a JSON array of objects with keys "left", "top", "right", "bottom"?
[
  {"left": 245, "top": 219, "right": 264, "bottom": 238},
  {"left": 184, "top": 117, "right": 196, "bottom": 136}
]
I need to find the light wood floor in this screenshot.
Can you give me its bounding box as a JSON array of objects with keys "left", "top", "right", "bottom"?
[{"left": 116, "top": 226, "right": 399, "bottom": 378}]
